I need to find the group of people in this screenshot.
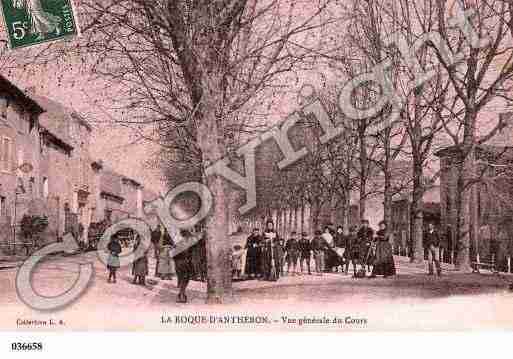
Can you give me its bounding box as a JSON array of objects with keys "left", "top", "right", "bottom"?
[
  {"left": 105, "top": 224, "right": 173, "bottom": 286},
  {"left": 239, "top": 219, "right": 399, "bottom": 281},
  {"left": 102, "top": 218, "right": 443, "bottom": 301}
]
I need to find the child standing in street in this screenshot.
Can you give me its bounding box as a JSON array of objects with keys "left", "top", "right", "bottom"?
[
  {"left": 107, "top": 236, "right": 122, "bottom": 283},
  {"left": 232, "top": 245, "right": 244, "bottom": 279}
]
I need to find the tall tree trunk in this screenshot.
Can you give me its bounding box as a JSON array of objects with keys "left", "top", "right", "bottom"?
[
  {"left": 383, "top": 166, "right": 393, "bottom": 228},
  {"left": 288, "top": 208, "right": 293, "bottom": 235},
  {"left": 359, "top": 140, "right": 368, "bottom": 222},
  {"left": 197, "top": 73, "right": 233, "bottom": 304},
  {"left": 294, "top": 207, "right": 298, "bottom": 232},
  {"left": 455, "top": 148, "right": 474, "bottom": 272},
  {"left": 470, "top": 183, "right": 480, "bottom": 262},
  {"left": 410, "top": 159, "right": 424, "bottom": 263},
  {"left": 382, "top": 128, "right": 394, "bottom": 230},
  {"left": 300, "top": 203, "right": 305, "bottom": 233},
  {"left": 342, "top": 192, "right": 350, "bottom": 235},
  {"left": 310, "top": 200, "right": 321, "bottom": 232},
  {"left": 203, "top": 176, "right": 232, "bottom": 303},
  {"left": 359, "top": 183, "right": 366, "bottom": 222}
]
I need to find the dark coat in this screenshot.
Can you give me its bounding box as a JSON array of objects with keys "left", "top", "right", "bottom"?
[
  {"left": 151, "top": 228, "right": 161, "bottom": 245},
  {"left": 245, "top": 234, "right": 262, "bottom": 276},
  {"left": 285, "top": 238, "right": 300, "bottom": 262},
  {"left": 424, "top": 230, "right": 441, "bottom": 248},
  {"left": 346, "top": 233, "right": 360, "bottom": 260},
  {"left": 357, "top": 227, "right": 374, "bottom": 242},
  {"left": 107, "top": 240, "right": 122, "bottom": 256},
  {"left": 372, "top": 229, "right": 396, "bottom": 276},
  {"left": 133, "top": 255, "right": 149, "bottom": 276},
  {"left": 335, "top": 232, "right": 347, "bottom": 248},
  {"left": 298, "top": 238, "right": 311, "bottom": 258},
  {"left": 261, "top": 230, "right": 280, "bottom": 280},
  {"left": 174, "top": 233, "right": 207, "bottom": 282},
  {"left": 285, "top": 238, "right": 299, "bottom": 255},
  {"left": 311, "top": 236, "right": 328, "bottom": 252}
]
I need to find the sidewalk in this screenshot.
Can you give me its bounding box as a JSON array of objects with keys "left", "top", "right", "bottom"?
[
  {"left": 0, "top": 250, "right": 82, "bottom": 270},
  {"left": 0, "top": 255, "right": 26, "bottom": 270}
]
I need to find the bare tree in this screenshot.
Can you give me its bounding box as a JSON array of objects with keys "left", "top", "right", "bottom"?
[
  {"left": 428, "top": 0, "right": 513, "bottom": 271},
  {"left": 69, "top": 0, "right": 335, "bottom": 303}
]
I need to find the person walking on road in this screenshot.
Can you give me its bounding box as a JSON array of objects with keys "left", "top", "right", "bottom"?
[
  {"left": 369, "top": 221, "right": 396, "bottom": 278},
  {"left": 344, "top": 226, "right": 359, "bottom": 275},
  {"left": 299, "top": 232, "right": 312, "bottom": 275},
  {"left": 424, "top": 222, "right": 442, "bottom": 276},
  {"left": 357, "top": 219, "right": 374, "bottom": 273},
  {"left": 262, "top": 220, "right": 279, "bottom": 281},
  {"left": 151, "top": 224, "right": 163, "bottom": 277},
  {"left": 322, "top": 225, "right": 337, "bottom": 272},
  {"left": 245, "top": 228, "right": 262, "bottom": 279},
  {"left": 312, "top": 230, "right": 328, "bottom": 275},
  {"left": 285, "top": 231, "right": 300, "bottom": 275},
  {"left": 107, "top": 236, "right": 122, "bottom": 283},
  {"left": 132, "top": 235, "right": 149, "bottom": 285}
]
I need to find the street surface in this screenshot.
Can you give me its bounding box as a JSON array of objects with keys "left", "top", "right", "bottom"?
[{"left": 1, "top": 251, "right": 512, "bottom": 330}]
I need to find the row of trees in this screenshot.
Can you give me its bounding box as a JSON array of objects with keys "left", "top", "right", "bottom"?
[
  {"left": 248, "top": 0, "right": 513, "bottom": 274},
  {"left": 4, "top": 0, "right": 513, "bottom": 302}
]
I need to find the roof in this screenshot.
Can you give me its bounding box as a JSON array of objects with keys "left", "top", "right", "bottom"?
[
  {"left": 0, "top": 75, "right": 43, "bottom": 115},
  {"left": 25, "top": 92, "right": 93, "bottom": 148}
]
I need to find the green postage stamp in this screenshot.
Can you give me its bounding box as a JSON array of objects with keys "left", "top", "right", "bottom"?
[{"left": 1, "top": 0, "right": 79, "bottom": 49}]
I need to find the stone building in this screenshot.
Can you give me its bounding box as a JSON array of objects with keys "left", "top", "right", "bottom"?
[
  {"left": 0, "top": 76, "right": 43, "bottom": 249},
  {"left": 89, "top": 160, "right": 157, "bottom": 226},
  {"left": 435, "top": 120, "right": 513, "bottom": 270},
  {"left": 390, "top": 185, "right": 441, "bottom": 253},
  {"left": 0, "top": 75, "right": 159, "bottom": 253}
]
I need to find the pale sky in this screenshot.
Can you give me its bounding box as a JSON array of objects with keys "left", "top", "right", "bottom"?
[{"left": 7, "top": 63, "right": 166, "bottom": 194}]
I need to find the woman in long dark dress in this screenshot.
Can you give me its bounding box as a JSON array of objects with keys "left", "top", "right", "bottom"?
[
  {"left": 132, "top": 235, "right": 149, "bottom": 285},
  {"left": 262, "top": 220, "right": 278, "bottom": 281},
  {"left": 370, "top": 221, "right": 396, "bottom": 278},
  {"left": 245, "top": 228, "right": 262, "bottom": 279}
]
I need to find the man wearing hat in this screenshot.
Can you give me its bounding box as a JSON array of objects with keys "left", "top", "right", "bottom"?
[
  {"left": 424, "top": 222, "right": 442, "bottom": 276},
  {"left": 357, "top": 219, "right": 374, "bottom": 272},
  {"left": 299, "top": 232, "right": 312, "bottom": 275},
  {"left": 285, "top": 231, "right": 300, "bottom": 275},
  {"left": 311, "top": 230, "right": 329, "bottom": 275}
]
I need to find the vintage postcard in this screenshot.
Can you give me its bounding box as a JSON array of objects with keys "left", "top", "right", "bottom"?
[{"left": 1, "top": 0, "right": 513, "bottom": 339}]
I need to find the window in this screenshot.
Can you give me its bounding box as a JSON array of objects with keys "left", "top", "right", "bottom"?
[
  {"left": 42, "top": 177, "right": 49, "bottom": 198},
  {"left": 0, "top": 137, "right": 12, "bottom": 172},
  {"left": 0, "top": 196, "right": 6, "bottom": 217}
]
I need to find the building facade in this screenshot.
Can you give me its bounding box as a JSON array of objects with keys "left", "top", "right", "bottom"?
[{"left": 0, "top": 76, "right": 158, "bottom": 254}]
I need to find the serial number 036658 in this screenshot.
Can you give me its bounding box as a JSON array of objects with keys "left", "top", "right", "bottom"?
[{"left": 11, "top": 342, "right": 43, "bottom": 351}]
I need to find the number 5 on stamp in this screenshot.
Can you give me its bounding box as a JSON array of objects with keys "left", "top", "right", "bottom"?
[{"left": 1, "top": 0, "right": 80, "bottom": 50}]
